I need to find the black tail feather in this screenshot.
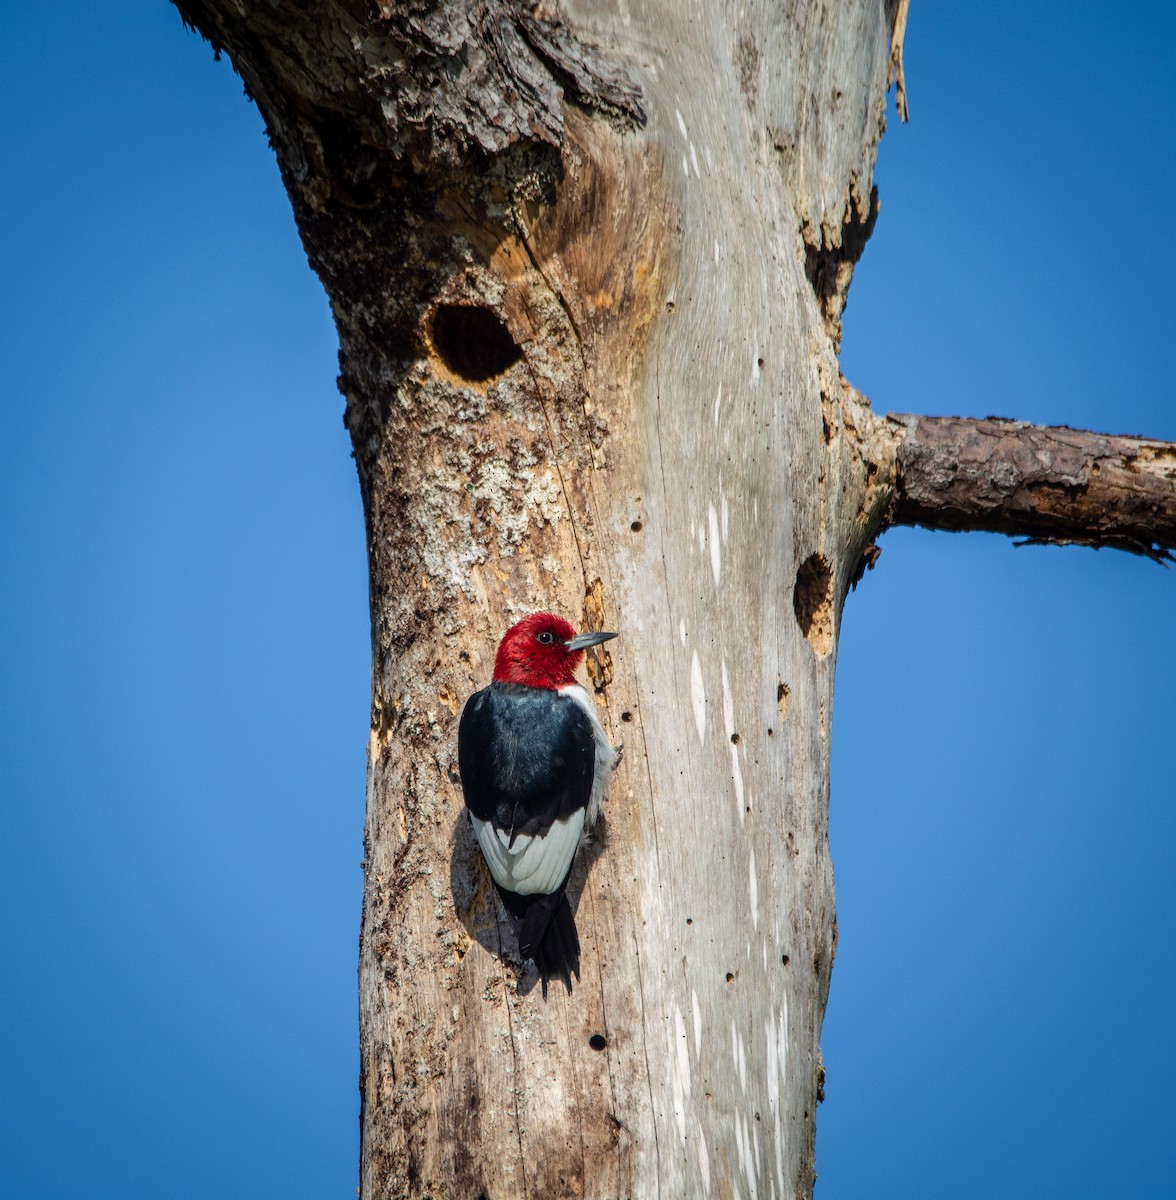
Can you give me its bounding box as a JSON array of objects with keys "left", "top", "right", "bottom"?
[
  {"left": 497, "top": 885, "right": 581, "bottom": 998},
  {"left": 530, "top": 893, "right": 580, "bottom": 998}
]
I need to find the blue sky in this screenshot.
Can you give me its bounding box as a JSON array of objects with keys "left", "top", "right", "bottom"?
[{"left": 2, "top": 4, "right": 1173, "bottom": 1198}]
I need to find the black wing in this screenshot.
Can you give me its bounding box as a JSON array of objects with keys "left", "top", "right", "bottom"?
[{"left": 457, "top": 682, "right": 596, "bottom": 842}]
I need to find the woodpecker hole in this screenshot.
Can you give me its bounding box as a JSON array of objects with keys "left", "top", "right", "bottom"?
[
  {"left": 621, "top": 711, "right": 633, "bottom": 723},
  {"left": 725, "top": 972, "right": 735, "bottom": 984},
  {"left": 730, "top": 732, "right": 740, "bottom": 746},
  {"left": 686, "top": 917, "right": 693, "bottom": 925},
  {"left": 430, "top": 304, "right": 521, "bottom": 383},
  {"left": 630, "top": 520, "right": 643, "bottom": 532},
  {"left": 589, "top": 1033, "right": 607, "bottom": 1051},
  {"left": 782, "top": 954, "right": 791, "bottom": 966},
  {"left": 793, "top": 554, "right": 834, "bottom": 656}
]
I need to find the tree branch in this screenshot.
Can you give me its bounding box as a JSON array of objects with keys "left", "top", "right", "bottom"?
[{"left": 885, "top": 413, "right": 1176, "bottom": 561}]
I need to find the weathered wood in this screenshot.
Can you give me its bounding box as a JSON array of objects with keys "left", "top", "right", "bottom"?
[
  {"left": 167, "top": 1, "right": 1176, "bottom": 1196},
  {"left": 168, "top": 1, "right": 897, "bottom": 1196},
  {"left": 884, "top": 413, "right": 1176, "bottom": 560}
]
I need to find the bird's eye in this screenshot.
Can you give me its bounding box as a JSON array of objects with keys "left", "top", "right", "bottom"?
[{"left": 537, "top": 631, "right": 556, "bottom": 645}]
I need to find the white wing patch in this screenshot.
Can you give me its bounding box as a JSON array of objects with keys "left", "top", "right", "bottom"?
[{"left": 472, "top": 811, "right": 585, "bottom": 896}]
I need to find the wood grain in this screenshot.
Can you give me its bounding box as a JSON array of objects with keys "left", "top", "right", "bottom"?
[
  {"left": 887, "top": 413, "right": 1176, "bottom": 560},
  {"left": 171, "top": 1, "right": 910, "bottom": 1196}
]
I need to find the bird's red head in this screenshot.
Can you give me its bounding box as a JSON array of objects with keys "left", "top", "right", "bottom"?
[{"left": 492, "top": 612, "right": 618, "bottom": 690}]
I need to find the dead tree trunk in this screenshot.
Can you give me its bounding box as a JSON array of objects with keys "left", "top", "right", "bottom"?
[{"left": 171, "top": 2, "right": 1176, "bottom": 1197}]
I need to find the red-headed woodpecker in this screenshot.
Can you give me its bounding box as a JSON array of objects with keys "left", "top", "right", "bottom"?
[{"left": 458, "top": 612, "right": 618, "bottom": 996}]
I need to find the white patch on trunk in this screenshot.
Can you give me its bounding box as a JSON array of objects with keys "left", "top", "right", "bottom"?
[
  {"left": 773, "top": 999, "right": 789, "bottom": 1195},
  {"left": 697, "top": 1133, "right": 711, "bottom": 1192},
  {"left": 749, "top": 847, "right": 758, "bottom": 932},
  {"left": 674, "top": 1004, "right": 691, "bottom": 1099},
  {"left": 708, "top": 504, "right": 721, "bottom": 584},
  {"left": 737, "top": 1025, "right": 748, "bottom": 1094},
  {"left": 736, "top": 1108, "right": 758, "bottom": 1195},
  {"left": 691, "top": 988, "right": 702, "bottom": 1060},
  {"left": 734, "top": 1111, "right": 746, "bottom": 1185},
  {"left": 670, "top": 1003, "right": 690, "bottom": 1139},
  {"left": 690, "top": 651, "right": 706, "bottom": 743},
  {"left": 766, "top": 1015, "right": 779, "bottom": 1116}
]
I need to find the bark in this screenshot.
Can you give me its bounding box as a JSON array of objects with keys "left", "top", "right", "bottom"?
[
  {"left": 883, "top": 413, "right": 1176, "bottom": 561},
  {"left": 168, "top": 1, "right": 1176, "bottom": 1198}
]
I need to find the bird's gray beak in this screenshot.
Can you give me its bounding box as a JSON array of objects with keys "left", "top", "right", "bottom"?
[{"left": 564, "top": 630, "right": 619, "bottom": 651}]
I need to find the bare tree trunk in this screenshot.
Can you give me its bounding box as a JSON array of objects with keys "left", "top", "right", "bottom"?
[{"left": 170, "top": 2, "right": 1176, "bottom": 1197}]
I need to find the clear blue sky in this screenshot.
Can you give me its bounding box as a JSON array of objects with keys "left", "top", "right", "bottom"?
[{"left": 2, "top": 4, "right": 1173, "bottom": 1197}]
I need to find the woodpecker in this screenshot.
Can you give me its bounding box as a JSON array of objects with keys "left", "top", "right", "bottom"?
[{"left": 458, "top": 612, "right": 618, "bottom": 996}]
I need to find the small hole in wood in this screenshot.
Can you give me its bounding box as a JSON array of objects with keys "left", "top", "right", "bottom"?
[
  {"left": 630, "top": 520, "right": 643, "bottom": 532},
  {"left": 781, "top": 954, "right": 791, "bottom": 966},
  {"left": 730, "top": 732, "right": 740, "bottom": 745},
  {"left": 686, "top": 917, "right": 693, "bottom": 925},
  {"left": 725, "top": 972, "right": 735, "bottom": 984},
  {"left": 431, "top": 304, "right": 521, "bottom": 383},
  {"left": 621, "top": 710, "right": 633, "bottom": 722},
  {"left": 589, "top": 1033, "right": 607, "bottom": 1051}
]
